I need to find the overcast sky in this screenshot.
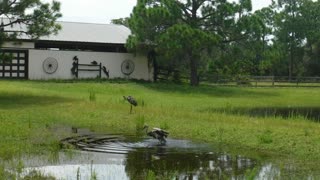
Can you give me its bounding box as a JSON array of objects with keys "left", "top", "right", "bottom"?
[{"left": 47, "top": 0, "right": 272, "bottom": 24}]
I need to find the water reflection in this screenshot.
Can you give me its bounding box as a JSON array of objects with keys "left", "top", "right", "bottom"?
[
  {"left": 257, "top": 163, "right": 280, "bottom": 179},
  {"left": 125, "top": 150, "right": 255, "bottom": 179},
  {"left": 23, "top": 164, "right": 129, "bottom": 180},
  {"left": 21, "top": 151, "right": 257, "bottom": 180},
  {"left": 20, "top": 136, "right": 260, "bottom": 179},
  {"left": 18, "top": 135, "right": 318, "bottom": 179}
]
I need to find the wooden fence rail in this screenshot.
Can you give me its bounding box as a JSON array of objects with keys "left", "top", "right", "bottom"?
[
  {"left": 156, "top": 71, "right": 320, "bottom": 87},
  {"left": 201, "top": 75, "right": 320, "bottom": 87}
]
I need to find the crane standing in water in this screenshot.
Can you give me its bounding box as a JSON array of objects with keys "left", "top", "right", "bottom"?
[
  {"left": 143, "top": 125, "right": 169, "bottom": 144},
  {"left": 123, "top": 96, "right": 138, "bottom": 113}
]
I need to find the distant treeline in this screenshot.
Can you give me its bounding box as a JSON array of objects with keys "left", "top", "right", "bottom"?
[{"left": 112, "top": 0, "right": 320, "bottom": 85}]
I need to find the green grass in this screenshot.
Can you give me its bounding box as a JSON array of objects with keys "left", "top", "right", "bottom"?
[{"left": 0, "top": 80, "right": 320, "bottom": 171}]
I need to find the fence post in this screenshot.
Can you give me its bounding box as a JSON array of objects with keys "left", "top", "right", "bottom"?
[
  {"left": 255, "top": 78, "right": 258, "bottom": 87},
  {"left": 99, "top": 63, "right": 102, "bottom": 78},
  {"left": 272, "top": 76, "right": 275, "bottom": 87}
]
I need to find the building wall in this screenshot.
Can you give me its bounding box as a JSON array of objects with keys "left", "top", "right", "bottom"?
[
  {"left": 28, "top": 49, "right": 152, "bottom": 81},
  {"left": 2, "top": 41, "right": 35, "bottom": 49}
]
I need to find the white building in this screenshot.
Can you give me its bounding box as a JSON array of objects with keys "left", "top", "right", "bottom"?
[{"left": 0, "top": 21, "right": 152, "bottom": 81}]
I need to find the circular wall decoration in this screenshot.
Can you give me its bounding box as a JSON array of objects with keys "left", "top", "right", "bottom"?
[
  {"left": 121, "top": 59, "right": 135, "bottom": 75},
  {"left": 43, "top": 57, "right": 58, "bottom": 74}
]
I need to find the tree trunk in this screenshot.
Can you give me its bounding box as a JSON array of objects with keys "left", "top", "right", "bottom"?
[
  {"left": 289, "top": 45, "right": 293, "bottom": 81},
  {"left": 189, "top": 56, "right": 199, "bottom": 86},
  {"left": 153, "top": 58, "right": 158, "bottom": 82},
  {"left": 147, "top": 50, "right": 158, "bottom": 82}
]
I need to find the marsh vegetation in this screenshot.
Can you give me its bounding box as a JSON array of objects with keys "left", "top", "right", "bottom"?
[{"left": 0, "top": 80, "right": 319, "bottom": 178}]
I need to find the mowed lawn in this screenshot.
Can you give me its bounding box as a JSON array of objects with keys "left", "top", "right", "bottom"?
[{"left": 0, "top": 80, "right": 320, "bottom": 167}]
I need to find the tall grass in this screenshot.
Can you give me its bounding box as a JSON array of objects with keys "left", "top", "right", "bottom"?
[
  {"left": 135, "top": 115, "right": 145, "bottom": 137},
  {"left": 89, "top": 91, "right": 96, "bottom": 102},
  {"left": 0, "top": 80, "right": 319, "bottom": 169}
]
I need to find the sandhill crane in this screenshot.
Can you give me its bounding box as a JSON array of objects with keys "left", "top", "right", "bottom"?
[
  {"left": 143, "top": 125, "right": 169, "bottom": 144},
  {"left": 123, "top": 96, "right": 138, "bottom": 113}
]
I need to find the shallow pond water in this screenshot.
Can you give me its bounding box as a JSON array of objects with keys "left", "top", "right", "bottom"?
[
  {"left": 15, "top": 134, "right": 306, "bottom": 179},
  {"left": 203, "top": 106, "right": 320, "bottom": 121}
]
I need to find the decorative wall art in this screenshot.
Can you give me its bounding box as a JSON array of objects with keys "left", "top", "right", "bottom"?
[
  {"left": 43, "top": 57, "right": 58, "bottom": 74},
  {"left": 121, "top": 59, "right": 135, "bottom": 76}
]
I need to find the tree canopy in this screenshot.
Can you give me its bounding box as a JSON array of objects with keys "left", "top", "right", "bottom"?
[
  {"left": 111, "top": 17, "right": 129, "bottom": 27},
  {"left": 0, "top": 0, "right": 62, "bottom": 45},
  {"left": 127, "top": 0, "right": 259, "bottom": 86},
  {"left": 116, "top": 0, "right": 320, "bottom": 84}
]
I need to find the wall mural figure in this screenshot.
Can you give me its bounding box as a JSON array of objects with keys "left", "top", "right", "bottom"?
[
  {"left": 91, "top": 60, "right": 98, "bottom": 65},
  {"left": 102, "top": 66, "right": 109, "bottom": 78},
  {"left": 71, "top": 56, "right": 79, "bottom": 76},
  {"left": 71, "top": 56, "right": 108, "bottom": 79}
]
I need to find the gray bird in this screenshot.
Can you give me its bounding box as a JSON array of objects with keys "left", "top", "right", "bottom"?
[
  {"left": 123, "top": 96, "right": 138, "bottom": 113},
  {"left": 143, "top": 125, "right": 169, "bottom": 144}
]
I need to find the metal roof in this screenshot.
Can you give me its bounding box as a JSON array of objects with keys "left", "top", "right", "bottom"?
[
  {"left": 3, "top": 20, "right": 131, "bottom": 44},
  {"left": 41, "top": 21, "right": 131, "bottom": 44}
]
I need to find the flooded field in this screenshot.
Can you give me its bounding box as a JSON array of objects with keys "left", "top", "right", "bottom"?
[{"left": 203, "top": 106, "right": 320, "bottom": 121}]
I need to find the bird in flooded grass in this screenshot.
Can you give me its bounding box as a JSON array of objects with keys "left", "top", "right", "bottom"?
[
  {"left": 143, "top": 125, "right": 169, "bottom": 144},
  {"left": 123, "top": 96, "right": 138, "bottom": 113}
]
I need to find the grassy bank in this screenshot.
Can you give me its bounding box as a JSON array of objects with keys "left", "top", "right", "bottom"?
[{"left": 0, "top": 80, "right": 319, "bottom": 168}]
